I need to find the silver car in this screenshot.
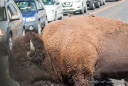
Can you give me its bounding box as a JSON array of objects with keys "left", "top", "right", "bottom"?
[{"left": 0, "top": 0, "right": 24, "bottom": 56}]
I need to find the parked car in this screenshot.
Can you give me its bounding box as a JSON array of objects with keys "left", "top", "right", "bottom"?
[
  {"left": 42, "top": 0, "right": 63, "bottom": 22},
  {"left": 14, "top": 0, "right": 47, "bottom": 34},
  {"left": 0, "top": 0, "right": 24, "bottom": 56},
  {"left": 58, "top": 0, "right": 87, "bottom": 14},
  {"left": 86, "top": 0, "right": 106, "bottom": 10}
]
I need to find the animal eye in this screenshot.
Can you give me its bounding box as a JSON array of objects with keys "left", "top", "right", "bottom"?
[{"left": 19, "top": 58, "right": 28, "bottom": 64}]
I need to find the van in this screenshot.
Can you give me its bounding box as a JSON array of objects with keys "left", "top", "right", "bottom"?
[{"left": 14, "top": 0, "right": 47, "bottom": 34}]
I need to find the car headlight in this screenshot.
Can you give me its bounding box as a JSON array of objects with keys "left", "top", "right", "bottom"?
[
  {"left": 0, "top": 29, "right": 5, "bottom": 35},
  {"left": 26, "top": 17, "right": 36, "bottom": 22},
  {"left": 75, "top": 0, "right": 80, "bottom": 3}
]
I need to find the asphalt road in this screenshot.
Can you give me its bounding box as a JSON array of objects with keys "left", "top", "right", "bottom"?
[
  {"left": 3, "top": 0, "right": 128, "bottom": 86},
  {"left": 64, "top": 0, "right": 128, "bottom": 23}
]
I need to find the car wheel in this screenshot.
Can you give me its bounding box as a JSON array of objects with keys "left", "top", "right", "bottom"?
[
  {"left": 89, "top": 2, "right": 95, "bottom": 10},
  {"left": 37, "top": 22, "right": 42, "bottom": 34},
  {"left": 103, "top": 0, "right": 106, "bottom": 5},
  {"left": 95, "top": 0, "right": 100, "bottom": 8},
  {"left": 100, "top": 0, "right": 103, "bottom": 6},
  {"left": 8, "top": 34, "right": 13, "bottom": 51},
  {"left": 84, "top": 6, "right": 87, "bottom": 13},
  {"left": 59, "top": 14, "right": 63, "bottom": 20}
]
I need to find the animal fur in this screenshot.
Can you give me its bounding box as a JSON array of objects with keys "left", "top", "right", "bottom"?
[{"left": 8, "top": 15, "right": 128, "bottom": 86}]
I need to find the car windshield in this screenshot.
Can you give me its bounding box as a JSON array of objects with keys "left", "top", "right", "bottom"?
[
  {"left": 42, "top": 0, "right": 54, "bottom": 5},
  {"left": 15, "top": 1, "right": 37, "bottom": 12},
  {"left": 0, "top": 7, "right": 7, "bottom": 21}
]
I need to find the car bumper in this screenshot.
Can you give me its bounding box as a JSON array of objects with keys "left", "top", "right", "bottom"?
[
  {"left": 24, "top": 21, "right": 38, "bottom": 31},
  {"left": 63, "top": 6, "right": 82, "bottom": 14},
  {"left": 63, "top": 8, "right": 82, "bottom": 14}
]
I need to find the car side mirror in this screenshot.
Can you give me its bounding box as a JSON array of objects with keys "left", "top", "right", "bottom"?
[
  {"left": 10, "top": 15, "right": 20, "bottom": 21},
  {"left": 56, "top": 2, "right": 60, "bottom": 5},
  {"left": 39, "top": 7, "right": 44, "bottom": 11}
]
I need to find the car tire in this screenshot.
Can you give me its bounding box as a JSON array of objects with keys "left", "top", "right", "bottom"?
[
  {"left": 100, "top": 0, "right": 103, "bottom": 6},
  {"left": 103, "top": 0, "right": 106, "bottom": 5},
  {"left": 84, "top": 6, "right": 87, "bottom": 13},
  {"left": 37, "top": 22, "right": 42, "bottom": 34},
  {"left": 95, "top": 0, "right": 100, "bottom": 8},
  {"left": 59, "top": 14, "right": 63, "bottom": 20},
  {"left": 8, "top": 34, "right": 13, "bottom": 51},
  {"left": 89, "top": 3, "right": 95, "bottom": 10}
]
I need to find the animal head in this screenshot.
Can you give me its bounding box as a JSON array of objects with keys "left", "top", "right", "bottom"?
[{"left": 8, "top": 32, "right": 53, "bottom": 85}]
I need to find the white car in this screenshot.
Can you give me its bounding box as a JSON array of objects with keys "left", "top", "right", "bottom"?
[
  {"left": 58, "top": 0, "right": 87, "bottom": 14},
  {"left": 42, "top": 0, "right": 63, "bottom": 22}
]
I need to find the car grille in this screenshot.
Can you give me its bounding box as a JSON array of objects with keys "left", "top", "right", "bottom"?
[{"left": 62, "top": 2, "right": 73, "bottom": 7}]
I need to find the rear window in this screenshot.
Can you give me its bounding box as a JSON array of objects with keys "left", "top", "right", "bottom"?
[
  {"left": 15, "top": 1, "right": 37, "bottom": 12},
  {"left": 0, "top": 7, "right": 7, "bottom": 21}
]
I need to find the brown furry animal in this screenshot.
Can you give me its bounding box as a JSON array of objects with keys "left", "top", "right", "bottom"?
[{"left": 8, "top": 16, "right": 128, "bottom": 86}]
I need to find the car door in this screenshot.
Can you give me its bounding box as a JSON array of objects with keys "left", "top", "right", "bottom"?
[
  {"left": 36, "top": 0, "right": 46, "bottom": 27},
  {"left": 54, "top": 0, "right": 62, "bottom": 18},
  {"left": 8, "top": 4, "right": 22, "bottom": 37},
  {"left": 7, "top": 4, "right": 17, "bottom": 38},
  {"left": 12, "top": 2, "right": 23, "bottom": 36}
]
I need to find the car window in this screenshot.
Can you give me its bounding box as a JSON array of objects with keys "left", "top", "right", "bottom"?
[
  {"left": 37, "top": 0, "right": 44, "bottom": 9},
  {"left": 8, "top": 4, "right": 18, "bottom": 16},
  {"left": 15, "top": 1, "right": 37, "bottom": 12},
  {"left": 0, "top": 7, "right": 7, "bottom": 21},
  {"left": 42, "top": 0, "right": 54, "bottom": 5}
]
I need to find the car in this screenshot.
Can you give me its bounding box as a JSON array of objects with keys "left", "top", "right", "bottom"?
[
  {"left": 42, "top": 0, "right": 63, "bottom": 22},
  {"left": 0, "top": 0, "right": 24, "bottom": 56},
  {"left": 58, "top": 0, "right": 87, "bottom": 14},
  {"left": 86, "top": 0, "right": 106, "bottom": 10},
  {"left": 14, "top": 0, "right": 47, "bottom": 34}
]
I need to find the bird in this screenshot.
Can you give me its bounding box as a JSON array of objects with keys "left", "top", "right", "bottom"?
[
  {"left": 67, "top": 13, "right": 73, "bottom": 17},
  {"left": 87, "top": 12, "right": 95, "bottom": 17}
]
